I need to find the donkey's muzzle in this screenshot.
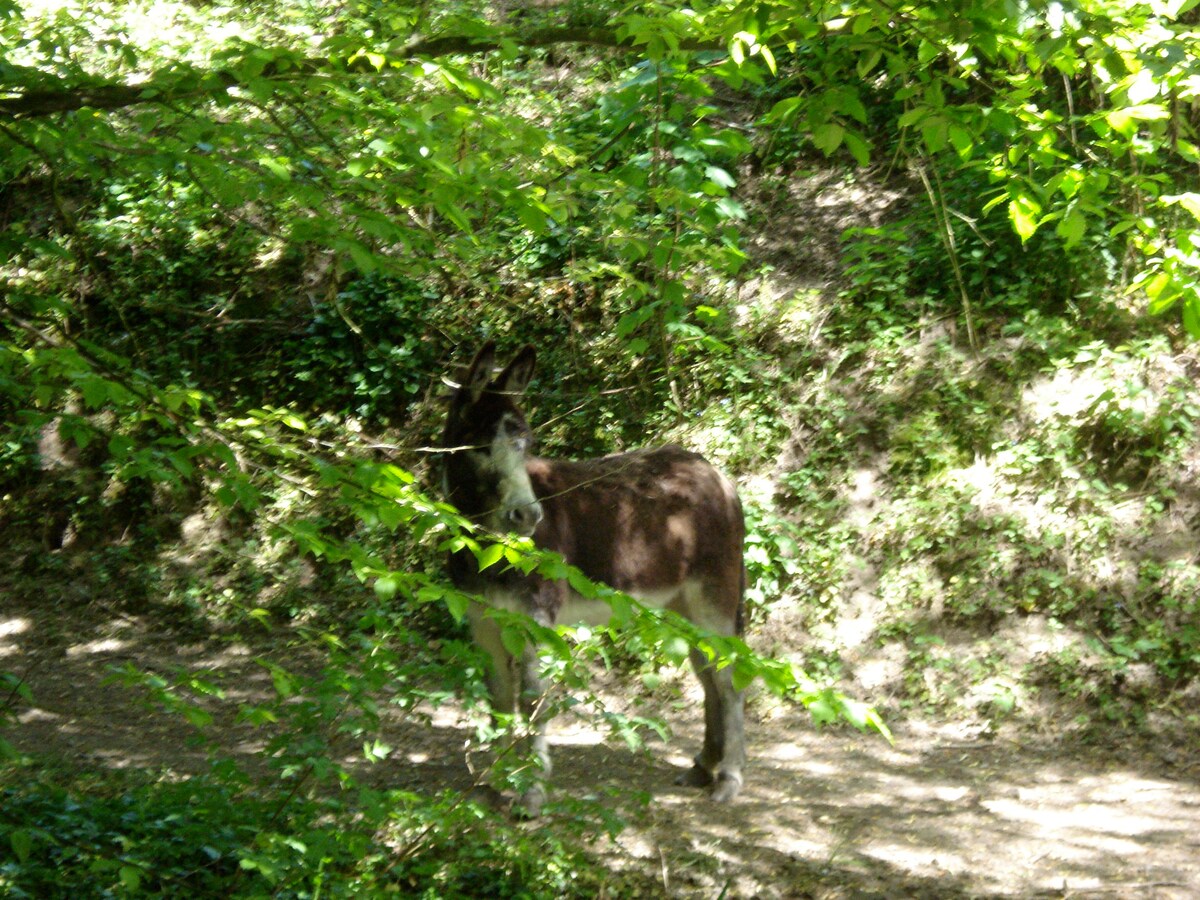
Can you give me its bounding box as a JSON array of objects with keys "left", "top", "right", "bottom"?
[{"left": 505, "top": 501, "right": 544, "bottom": 537}]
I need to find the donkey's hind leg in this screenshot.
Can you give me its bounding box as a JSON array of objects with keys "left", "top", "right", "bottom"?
[
  {"left": 679, "top": 647, "right": 745, "bottom": 802},
  {"left": 708, "top": 659, "right": 745, "bottom": 802},
  {"left": 677, "top": 647, "right": 720, "bottom": 788}
]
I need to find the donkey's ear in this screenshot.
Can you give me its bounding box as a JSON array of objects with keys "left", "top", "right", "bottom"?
[
  {"left": 463, "top": 341, "right": 497, "bottom": 403},
  {"left": 498, "top": 345, "right": 536, "bottom": 395}
]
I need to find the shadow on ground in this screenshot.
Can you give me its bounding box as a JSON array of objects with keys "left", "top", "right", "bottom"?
[{"left": 3, "top": 602, "right": 1199, "bottom": 899}]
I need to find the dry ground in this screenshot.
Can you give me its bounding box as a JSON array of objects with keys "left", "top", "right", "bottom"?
[{"left": 3, "top": 601, "right": 1198, "bottom": 899}]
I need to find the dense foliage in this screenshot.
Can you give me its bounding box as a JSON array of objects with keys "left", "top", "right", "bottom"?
[{"left": 3, "top": 0, "right": 1199, "bottom": 894}]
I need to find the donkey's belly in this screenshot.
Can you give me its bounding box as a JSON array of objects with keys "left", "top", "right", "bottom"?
[{"left": 557, "top": 579, "right": 705, "bottom": 629}]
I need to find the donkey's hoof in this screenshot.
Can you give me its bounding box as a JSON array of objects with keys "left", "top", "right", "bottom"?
[
  {"left": 675, "top": 763, "right": 714, "bottom": 788},
  {"left": 710, "top": 772, "right": 742, "bottom": 803}
]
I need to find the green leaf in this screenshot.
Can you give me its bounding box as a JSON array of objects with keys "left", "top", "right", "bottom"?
[
  {"left": 922, "top": 118, "right": 949, "bottom": 154},
  {"left": 715, "top": 197, "right": 747, "bottom": 220},
  {"left": 948, "top": 125, "right": 974, "bottom": 158},
  {"left": 566, "top": 566, "right": 595, "bottom": 596},
  {"left": 439, "top": 203, "right": 473, "bottom": 233},
  {"left": 1008, "top": 193, "right": 1042, "bottom": 242},
  {"left": 1142, "top": 270, "right": 1173, "bottom": 307},
  {"left": 476, "top": 542, "right": 505, "bottom": 571},
  {"left": 607, "top": 592, "right": 633, "bottom": 626},
  {"left": 807, "top": 695, "right": 837, "bottom": 726},
  {"left": 444, "top": 591, "right": 469, "bottom": 623},
  {"left": 373, "top": 574, "right": 399, "bottom": 600},
  {"left": 500, "top": 623, "right": 526, "bottom": 659},
  {"left": 843, "top": 131, "right": 871, "bottom": 166},
  {"left": 344, "top": 239, "right": 377, "bottom": 273},
  {"left": 705, "top": 165, "right": 736, "bottom": 189},
  {"left": 812, "top": 123, "right": 844, "bottom": 155},
  {"left": 1183, "top": 295, "right": 1200, "bottom": 337},
  {"left": 838, "top": 698, "right": 871, "bottom": 731},
  {"left": 119, "top": 866, "right": 142, "bottom": 891},
  {"left": 436, "top": 64, "right": 499, "bottom": 100},
  {"left": 10, "top": 829, "right": 32, "bottom": 864},
  {"left": 517, "top": 201, "right": 549, "bottom": 233},
  {"left": 857, "top": 48, "right": 883, "bottom": 78},
  {"left": 759, "top": 43, "right": 776, "bottom": 74},
  {"left": 729, "top": 36, "right": 746, "bottom": 65},
  {"left": 1178, "top": 139, "right": 1200, "bottom": 164},
  {"left": 1056, "top": 208, "right": 1087, "bottom": 247},
  {"left": 107, "top": 432, "right": 134, "bottom": 458},
  {"left": 269, "top": 665, "right": 296, "bottom": 699},
  {"left": 183, "top": 705, "right": 213, "bottom": 728},
  {"left": 661, "top": 635, "right": 690, "bottom": 665},
  {"left": 1105, "top": 103, "right": 1169, "bottom": 136},
  {"left": 616, "top": 303, "right": 657, "bottom": 338},
  {"left": 766, "top": 96, "right": 803, "bottom": 123},
  {"left": 258, "top": 156, "right": 292, "bottom": 181},
  {"left": 237, "top": 704, "right": 277, "bottom": 726},
  {"left": 79, "top": 376, "right": 109, "bottom": 409},
  {"left": 832, "top": 89, "right": 867, "bottom": 124},
  {"left": 731, "top": 659, "right": 756, "bottom": 691}
]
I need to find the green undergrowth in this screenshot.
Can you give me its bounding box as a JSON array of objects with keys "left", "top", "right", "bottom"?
[
  {"left": 711, "top": 195, "right": 1200, "bottom": 735},
  {"left": 0, "top": 768, "right": 628, "bottom": 899}
]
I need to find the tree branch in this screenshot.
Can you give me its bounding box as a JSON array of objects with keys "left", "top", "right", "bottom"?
[
  {"left": 0, "top": 25, "right": 724, "bottom": 120},
  {"left": 401, "top": 25, "right": 720, "bottom": 57}
]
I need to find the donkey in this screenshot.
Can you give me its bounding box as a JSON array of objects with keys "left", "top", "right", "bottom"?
[{"left": 442, "top": 341, "right": 746, "bottom": 816}]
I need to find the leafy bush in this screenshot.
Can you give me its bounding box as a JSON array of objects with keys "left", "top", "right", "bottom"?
[
  {"left": 270, "top": 274, "right": 444, "bottom": 425},
  {"left": 0, "top": 775, "right": 620, "bottom": 899}
]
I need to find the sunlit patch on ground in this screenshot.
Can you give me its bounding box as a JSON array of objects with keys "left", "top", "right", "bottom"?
[{"left": 4, "top": 605, "right": 1199, "bottom": 897}]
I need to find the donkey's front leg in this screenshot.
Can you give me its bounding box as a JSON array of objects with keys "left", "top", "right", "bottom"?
[
  {"left": 514, "top": 643, "right": 552, "bottom": 817},
  {"left": 468, "top": 608, "right": 552, "bottom": 817}
]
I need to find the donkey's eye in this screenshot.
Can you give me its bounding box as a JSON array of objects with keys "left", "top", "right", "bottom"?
[{"left": 497, "top": 417, "right": 530, "bottom": 454}]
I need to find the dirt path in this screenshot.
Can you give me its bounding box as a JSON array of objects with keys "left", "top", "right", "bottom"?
[{"left": 3, "top": 606, "right": 1199, "bottom": 899}]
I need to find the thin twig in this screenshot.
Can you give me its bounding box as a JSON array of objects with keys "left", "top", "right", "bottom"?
[{"left": 915, "top": 158, "right": 980, "bottom": 357}]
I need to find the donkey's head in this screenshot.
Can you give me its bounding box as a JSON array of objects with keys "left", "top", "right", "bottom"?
[{"left": 442, "top": 342, "right": 544, "bottom": 537}]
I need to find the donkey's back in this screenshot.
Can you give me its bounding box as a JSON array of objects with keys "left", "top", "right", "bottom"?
[{"left": 525, "top": 446, "right": 744, "bottom": 634}]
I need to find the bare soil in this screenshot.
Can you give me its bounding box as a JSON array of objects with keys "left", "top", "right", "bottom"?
[{"left": 4, "top": 599, "right": 1199, "bottom": 899}]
